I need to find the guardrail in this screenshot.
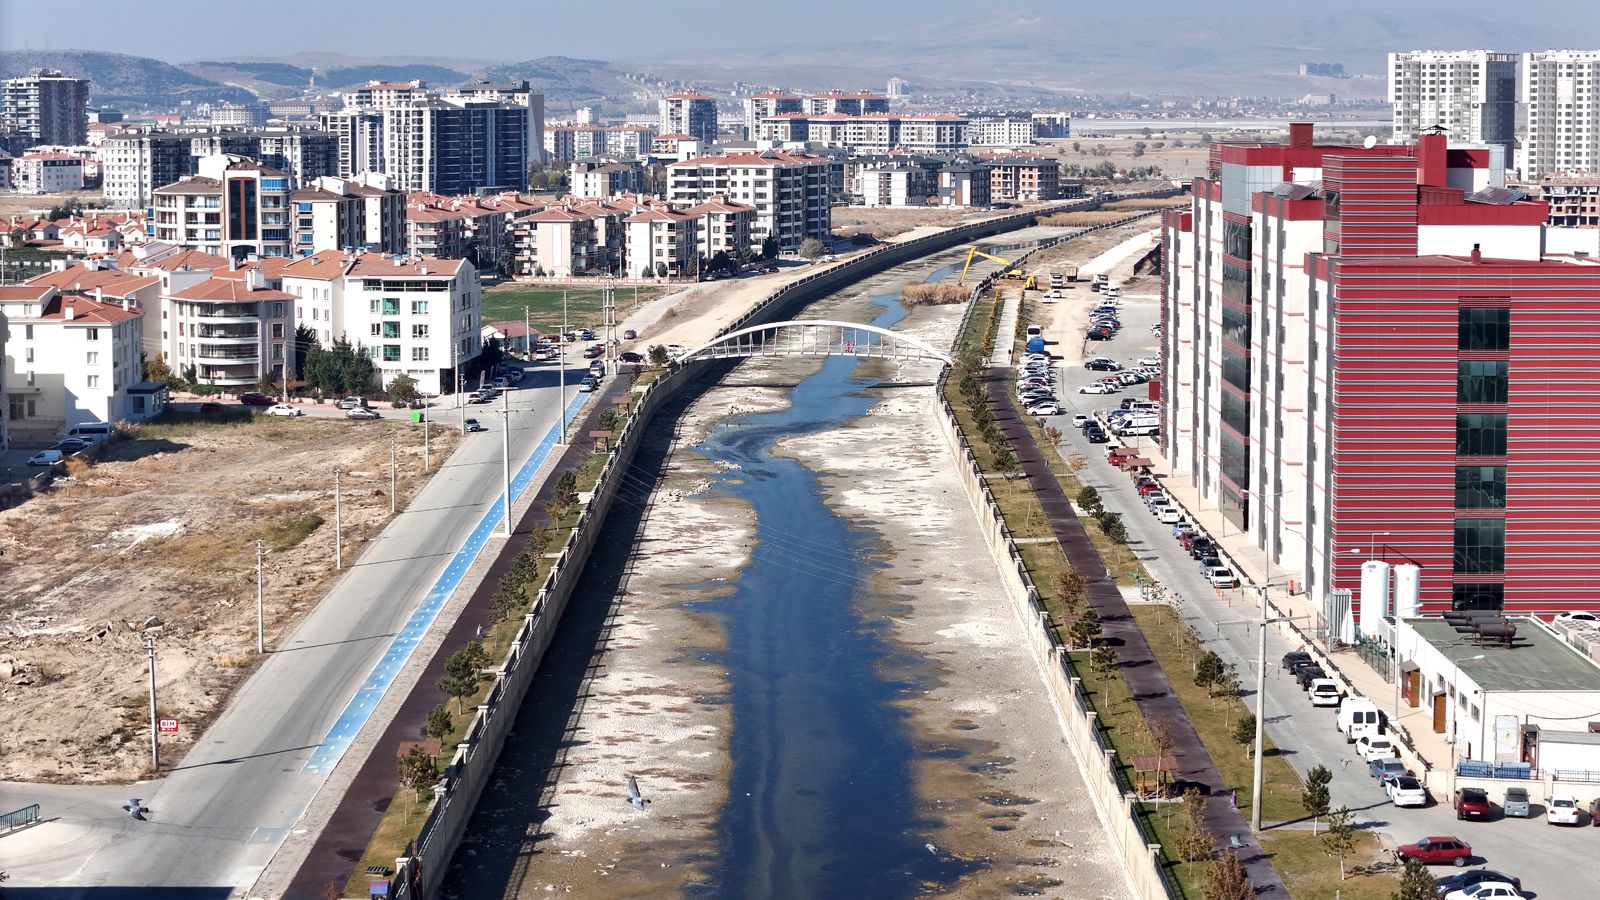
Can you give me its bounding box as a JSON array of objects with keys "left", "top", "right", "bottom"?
[
  {"left": 1, "top": 802, "right": 40, "bottom": 833},
  {"left": 380, "top": 191, "right": 1183, "bottom": 899}
]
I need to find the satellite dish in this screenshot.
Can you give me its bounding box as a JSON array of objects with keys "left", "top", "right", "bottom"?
[{"left": 1363, "top": 135, "right": 1378, "bottom": 150}]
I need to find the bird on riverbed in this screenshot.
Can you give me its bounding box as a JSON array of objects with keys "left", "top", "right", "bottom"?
[{"left": 627, "top": 776, "right": 648, "bottom": 810}]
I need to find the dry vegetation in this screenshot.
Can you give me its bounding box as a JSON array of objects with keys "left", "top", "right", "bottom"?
[
  {"left": 0, "top": 412, "right": 457, "bottom": 782},
  {"left": 832, "top": 206, "right": 973, "bottom": 238},
  {"left": 899, "top": 283, "right": 970, "bottom": 305}
]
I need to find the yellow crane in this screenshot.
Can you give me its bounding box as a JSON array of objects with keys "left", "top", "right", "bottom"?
[{"left": 957, "top": 246, "right": 1037, "bottom": 289}]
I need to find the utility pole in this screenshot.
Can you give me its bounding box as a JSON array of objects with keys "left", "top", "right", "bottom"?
[
  {"left": 500, "top": 388, "right": 512, "bottom": 537},
  {"left": 558, "top": 289, "right": 568, "bottom": 444},
  {"left": 389, "top": 437, "right": 397, "bottom": 514},
  {"left": 523, "top": 304, "right": 532, "bottom": 358},
  {"left": 423, "top": 401, "right": 431, "bottom": 472},
  {"left": 602, "top": 279, "right": 618, "bottom": 376},
  {"left": 1251, "top": 583, "right": 1267, "bottom": 832},
  {"left": 256, "top": 539, "right": 266, "bottom": 654},
  {"left": 334, "top": 469, "right": 343, "bottom": 570},
  {"left": 146, "top": 635, "right": 159, "bottom": 772}
]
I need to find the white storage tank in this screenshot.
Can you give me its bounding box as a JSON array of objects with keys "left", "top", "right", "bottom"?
[
  {"left": 1359, "top": 560, "right": 1391, "bottom": 639},
  {"left": 1393, "top": 564, "right": 1422, "bottom": 619}
]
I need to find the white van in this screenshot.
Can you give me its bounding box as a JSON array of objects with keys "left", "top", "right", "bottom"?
[
  {"left": 1116, "top": 415, "right": 1159, "bottom": 435},
  {"left": 1025, "top": 323, "right": 1043, "bottom": 338},
  {"left": 66, "top": 422, "right": 114, "bottom": 442},
  {"left": 1337, "top": 697, "right": 1382, "bottom": 743}
]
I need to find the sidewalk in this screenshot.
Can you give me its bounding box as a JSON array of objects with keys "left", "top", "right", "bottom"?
[
  {"left": 990, "top": 290, "right": 1019, "bottom": 364},
  {"left": 1149, "top": 465, "right": 1452, "bottom": 789}
]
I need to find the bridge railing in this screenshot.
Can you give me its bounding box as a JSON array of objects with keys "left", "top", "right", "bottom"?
[{"left": 1, "top": 802, "right": 40, "bottom": 833}]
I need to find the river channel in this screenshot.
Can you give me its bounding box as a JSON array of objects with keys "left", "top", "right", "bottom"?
[{"left": 444, "top": 253, "right": 1128, "bottom": 899}]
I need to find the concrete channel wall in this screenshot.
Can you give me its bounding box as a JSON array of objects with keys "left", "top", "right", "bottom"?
[{"left": 387, "top": 188, "right": 1185, "bottom": 899}]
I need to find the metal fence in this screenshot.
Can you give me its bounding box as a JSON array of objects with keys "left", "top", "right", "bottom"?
[{"left": 1, "top": 803, "right": 40, "bottom": 832}]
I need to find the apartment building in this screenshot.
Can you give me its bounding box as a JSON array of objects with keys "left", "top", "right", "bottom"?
[
  {"left": 1032, "top": 113, "right": 1072, "bottom": 139},
  {"left": 667, "top": 150, "right": 831, "bottom": 251},
  {"left": 1519, "top": 50, "right": 1600, "bottom": 179},
  {"left": 1159, "top": 124, "right": 1600, "bottom": 617},
  {"left": 381, "top": 99, "right": 529, "bottom": 194},
  {"left": 967, "top": 112, "right": 1036, "bottom": 147},
  {"left": 10, "top": 153, "right": 83, "bottom": 193},
  {"left": 684, "top": 196, "right": 755, "bottom": 260},
  {"left": 101, "top": 127, "right": 338, "bottom": 207},
  {"left": 454, "top": 79, "right": 547, "bottom": 165},
  {"left": 319, "top": 108, "right": 385, "bottom": 175},
  {"left": 291, "top": 173, "right": 406, "bottom": 256},
  {"left": 805, "top": 91, "right": 889, "bottom": 117},
  {"left": 938, "top": 163, "right": 991, "bottom": 208},
  {"left": 659, "top": 93, "right": 719, "bottom": 145},
  {"left": 853, "top": 162, "right": 935, "bottom": 207},
  {"left": 2, "top": 69, "right": 89, "bottom": 146},
  {"left": 1536, "top": 174, "right": 1600, "bottom": 228},
  {"left": 545, "top": 124, "right": 605, "bottom": 162},
  {"left": 570, "top": 160, "right": 643, "bottom": 197},
  {"left": 744, "top": 92, "right": 803, "bottom": 137},
  {"left": 0, "top": 285, "right": 146, "bottom": 439},
  {"left": 152, "top": 155, "right": 293, "bottom": 259},
  {"left": 897, "top": 114, "right": 969, "bottom": 153},
  {"left": 984, "top": 156, "right": 1061, "bottom": 200},
  {"left": 402, "top": 191, "right": 539, "bottom": 269},
  {"left": 164, "top": 269, "right": 296, "bottom": 386},
  {"left": 343, "top": 80, "right": 430, "bottom": 110},
  {"left": 1389, "top": 50, "right": 1517, "bottom": 160},
  {"left": 624, "top": 205, "right": 700, "bottom": 277},
  {"left": 513, "top": 206, "right": 607, "bottom": 277}
]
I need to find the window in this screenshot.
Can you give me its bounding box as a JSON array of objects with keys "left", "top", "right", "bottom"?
[
  {"left": 1453, "top": 518, "right": 1505, "bottom": 574},
  {"left": 86, "top": 375, "right": 99, "bottom": 389},
  {"left": 411, "top": 300, "right": 429, "bottom": 315},
  {"left": 1453, "top": 584, "right": 1503, "bottom": 611},
  {"left": 412, "top": 323, "right": 430, "bottom": 339},
  {"left": 1458, "top": 307, "right": 1509, "bottom": 350},
  {"left": 1457, "top": 360, "right": 1508, "bottom": 404},
  {"left": 371, "top": 323, "right": 382, "bottom": 337},
  {"left": 24, "top": 324, "right": 32, "bottom": 340},
  {"left": 86, "top": 351, "right": 99, "bottom": 365},
  {"left": 24, "top": 348, "right": 32, "bottom": 363},
  {"left": 1221, "top": 303, "right": 1251, "bottom": 348},
  {"left": 382, "top": 322, "right": 400, "bottom": 339},
  {"left": 1455, "top": 466, "right": 1506, "bottom": 508},
  {"left": 85, "top": 328, "right": 100, "bottom": 341},
  {"left": 271, "top": 302, "right": 285, "bottom": 318},
  {"left": 412, "top": 346, "right": 430, "bottom": 362},
  {"left": 382, "top": 345, "right": 401, "bottom": 362},
  {"left": 271, "top": 323, "right": 285, "bottom": 339},
  {"left": 1456, "top": 413, "right": 1506, "bottom": 456},
  {"left": 272, "top": 343, "right": 283, "bottom": 360}
]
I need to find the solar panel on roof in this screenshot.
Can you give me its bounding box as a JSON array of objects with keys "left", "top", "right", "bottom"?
[{"left": 1467, "top": 187, "right": 1527, "bottom": 205}]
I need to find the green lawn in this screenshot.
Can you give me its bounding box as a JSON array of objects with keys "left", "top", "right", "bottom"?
[
  {"left": 1260, "top": 830, "right": 1401, "bottom": 899},
  {"left": 481, "top": 284, "right": 671, "bottom": 334}
]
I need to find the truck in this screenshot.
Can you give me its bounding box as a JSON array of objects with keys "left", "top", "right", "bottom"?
[
  {"left": 1056, "top": 265, "right": 1079, "bottom": 283},
  {"left": 1026, "top": 336, "right": 1046, "bottom": 354}
]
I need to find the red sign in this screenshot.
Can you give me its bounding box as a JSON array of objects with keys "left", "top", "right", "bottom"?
[{"left": 158, "top": 718, "right": 179, "bottom": 734}]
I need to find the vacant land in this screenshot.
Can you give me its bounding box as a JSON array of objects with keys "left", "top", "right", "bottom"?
[
  {"left": 0, "top": 410, "right": 456, "bottom": 782},
  {"left": 481, "top": 283, "right": 674, "bottom": 335},
  {"left": 0, "top": 190, "right": 106, "bottom": 219}
]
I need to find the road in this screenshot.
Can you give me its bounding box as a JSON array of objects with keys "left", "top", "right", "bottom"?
[
  {"left": 0, "top": 348, "right": 596, "bottom": 898},
  {"left": 1037, "top": 284, "right": 1587, "bottom": 899}
]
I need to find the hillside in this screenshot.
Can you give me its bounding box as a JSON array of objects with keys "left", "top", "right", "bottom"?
[
  {"left": 482, "top": 56, "right": 645, "bottom": 109},
  {"left": 0, "top": 50, "right": 253, "bottom": 109}
]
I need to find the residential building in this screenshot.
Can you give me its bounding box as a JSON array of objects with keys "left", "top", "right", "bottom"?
[
  {"left": 1032, "top": 113, "right": 1072, "bottom": 139},
  {"left": 319, "top": 109, "right": 386, "bottom": 176},
  {"left": 0, "top": 285, "right": 146, "bottom": 439},
  {"left": 625, "top": 204, "right": 700, "bottom": 278},
  {"left": 101, "top": 127, "right": 338, "bottom": 207},
  {"left": 938, "top": 163, "right": 991, "bottom": 208},
  {"left": 853, "top": 162, "right": 935, "bottom": 207},
  {"left": 1159, "top": 124, "right": 1600, "bottom": 616},
  {"left": 403, "top": 191, "right": 539, "bottom": 270},
  {"left": 152, "top": 155, "right": 293, "bottom": 259},
  {"left": 165, "top": 269, "right": 296, "bottom": 385},
  {"left": 896, "top": 114, "right": 969, "bottom": 153},
  {"left": 254, "top": 129, "right": 341, "bottom": 189},
  {"left": 100, "top": 131, "right": 199, "bottom": 207},
  {"left": 343, "top": 80, "right": 430, "bottom": 110},
  {"left": 659, "top": 93, "right": 719, "bottom": 145},
  {"left": 2, "top": 69, "right": 89, "bottom": 146},
  {"left": 10, "top": 153, "right": 83, "bottom": 193},
  {"left": 545, "top": 124, "right": 606, "bottom": 162},
  {"left": 667, "top": 150, "right": 831, "bottom": 251},
  {"left": 1518, "top": 50, "right": 1600, "bottom": 179},
  {"left": 967, "top": 112, "right": 1036, "bottom": 147},
  {"left": 886, "top": 77, "right": 909, "bottom": 99},
  {"left": 513, "top": 206, "right": 605, "bottom": 277},
  {"left": 805, "top": 91, "right": 889, "bottom": 117},
  {"left": 1388, "top": 50, "right": 1516, "bottom": 160},
  {"left": 210, "top": 103, "right": 268, "bottom": 127},
  {"left": 684, "top": 196, "right": 756, "bottom": 260},
  {"left": 570, "top": 159, "right": 643, "bottom": 197},
  {"left": 744, "top": 92, "right": 802, "bottom": 137},
  {"left": 0, "top": 151, "right": 10, "bottom": 191},
  {"left": 291, "top": 173, "right": 406, "bottom": 256},
  {"left": 985, "top": 155, "right": 1061, "bottom": 200},
  {"left": 381, "top": 99, "right": 529, "bottom": 194},
  {"left": 1536, "top": 174, "right": 1600, "bottom": 228},
  {"left": 604, "top": 124, "right": 654, "bottom": 160},
  {"left": 455, "top": 79, "right": 546, "bottom": 165}
]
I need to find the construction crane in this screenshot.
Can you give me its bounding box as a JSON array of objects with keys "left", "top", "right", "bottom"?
[{"left": 957, "top": 246, "right": 1037, "bottom": 289}]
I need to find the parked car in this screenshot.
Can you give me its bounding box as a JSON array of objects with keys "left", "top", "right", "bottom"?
[
  {"left": 199, "top": 402, "right": 225, "bottom": 413},
  {"left": 335, "top": 396, "right": 367, "bottom": 409},
  {"left": 1495, "top": 788, "right": 1528, "bottom": 817},
  {"left": 1189, "top": 538, "right": 1217, "bottom": 560},
  {"left": 26, "top": 449, "right": 63, "bottom": 466},
  {"left": 583, "top": 345, "right": 605, "bottom": 359},
  {"left": 1294, "top": 665, "right": 1327, "bottom": 689},
  {"left": 1137, "top": 355, "right": 1161, "bottom": 367},
  {"left": 1388, "top": 775, "right": 1429, "bottom": 807},
  {"left": 1079, "top": 383, "right": 1118, "bottom": 394},
  {"left": 1026, "top": 401, "right": 1061, "bottom": 417},
  {"left": 1084, "top": 427, "right": 1109, "bottom": 444},
  {"left": 1085, "top": 358, "right": 1122, "bottom": 371},
  {"left": 1204, "top": 566, "right": 1238, "bottom": 588},
  {"left": 1086, "top": 329, "right": 1115, "bottom": 341},
  {"left": 1453, "top": 788, "right": 1493, "bottom": 821},
  {"left": 1309, "top": 678, "right": 1342, "bottom": 707},
  {"left": 621, "top": 351, "right": 644, "bottom": 363},
  {"left": 578, "top": 376, "right": 598, "bottom": 393},
  {"left": 623, "top": 329, "right": 638, "bottom": 340},
  {"left": 346, "top": 407, "right": 380, "bottom": 420},
  {"left": 1443, "top": 883, "right": 1524, "bottom": 900},
  {"left": 53, "top": 437, "right": 94, "bottom": 453},
  {"left": 1546, "top": 794, "right": 1581, "bottom": 825},
  {"left": 1433, "top": 871, "right": 1523, "bottom": 897},
  {"left": 1554, "top": 611, "right": 1600, "bottom": 625},
  {"left": 1356, "top": 734, "right": 1397, "bottom": 762},
  {"left": 265, "top": 404, "right": 304, "bottom": 417},
  {"left": 1394, "top": 835, "right": 1472, "bottom": 867},
  {"left": 1152, "top": 507, "right": 1179, "bottom": 524},
  {"left": 239, "top": 391, "right": 274, "bottom": 407},
  {"left": 464, "top": 418, "right": 485, "bottom": 433},
  {"left": 1070, "top": 414, "right": 1089, "bottom": 428},
  {"left": 1282, "top": 651, "right": 1313, "bottom": 671}
]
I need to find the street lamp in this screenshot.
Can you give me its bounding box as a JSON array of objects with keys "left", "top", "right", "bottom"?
[
  {"left": 1218, "top": 602, "right": 1313, "bottom": 833},
  {"left": 500, "top": 388, "right": 512, "bottom": 538}
]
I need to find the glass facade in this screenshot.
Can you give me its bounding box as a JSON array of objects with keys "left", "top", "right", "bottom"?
[
  {"left": 1222, "top": 345, "right": 1250, "bottom": 393},
  {"left": 1458, "top": 308, "right": 1510, "bottom": 350},
  {"left": 1456, "top": 414, "right": 1507, "bottom": 456},
  {"left": 1452, "top": 584, "right": 1504, "bottom": 611},
  {"left": 1221, "top": 388, "right": 1250, "bottom": 435},
  {"left": 1221, "top": 303, "right": 1251, "bottom": 347},
  {"left": 1453, "top": 519, "right": 1506, "bottom": 574},
  {"left": 1220, "top": 430, "right": 1249, "bottom": 486},
  {"left": 1457, "top": 360, "right": 1508, "bottom": 404},
  {"left": 1455, "top": 466, "right": 1506, "bottom": 509}
]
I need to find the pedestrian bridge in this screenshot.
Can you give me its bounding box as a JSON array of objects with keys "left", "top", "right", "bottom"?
[{"left": 676, "top": 319, "right": 953, "bottom": 367}]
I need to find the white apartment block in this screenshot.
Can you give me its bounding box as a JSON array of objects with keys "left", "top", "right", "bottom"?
[
  {"left": 744, "top": 92, "right": 802, "bottom": 137},
  {"left": 967, "top": 112, "right": 1036, "bottom": 147},
  {"left": 570, "top": 160, "right": 643, "bottom": 198},
  {"left": 624, "top": 206, "right": 700, "bottom": 278},
  {"left": 853, "top": 163, "right": 934, "bottom": 207},
  {"left": 164, "top": 269, "right": 295, "bottom": 386},
  {"left": 658, "top": 93, "right": 719, "bottom": 145},
  {"left": 2, "top": 69, "right": 88, "bottom": 145},
  {"left": 343, "top": 80, "right": 430, "bottom": 110},
  {"left": 0, "top": 285, "right": 146, "bottom": 439},
  {"left": 291, "top": 173, "right": 406, "bottom": 256},
  {"left": 152, "top": 155, "right": 293, "bottom": 259},
  {"left": 512, "top": 207, "right": 605, "bottom": 277},
  {"left": 667, "top": 150, "right": 831, "bottom": 251},
  {"left": 1519, "top": 50, "right": 1600, "bottom": 179},
  {"left": 10, "top": 153, "right": 83, "bottom": 193},
  {"left": 1388, "top": 50, "right": 1516, "bottom": 159},
  {"left": 684, "top": 197, "right": 755, "bottom": 260},
  {"left": 101, "top": 127, "right": 338, "bottom": 207}
]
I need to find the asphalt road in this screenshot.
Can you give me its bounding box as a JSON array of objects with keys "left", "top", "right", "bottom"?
[
  {"left": 0, "top": 347, "right": 597, "bottom": 898},
  {"left": 1037, "top": 288, "right": 1588, "bottom": 899}
]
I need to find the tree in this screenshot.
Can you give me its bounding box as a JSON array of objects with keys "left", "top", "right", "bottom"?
[
  {"left": 437, "top": 643, "right": 489, "bottom": 713},
  {"left": 1302, "top": 764, "right": 1332, "bottom": 835},
  {"left": 1176, "top": 788, "right": 1215, "bottom": 862},
  {"left": 478, "top": 337, "right": 504, "bottom": 378},
  {"left": 1205, "top": 851, "right": 1252, "bottom": 900},
  {"left": 255, "top": 372, "right": 281, "bottom": 397},
  {"left": 292, "top": 325, "right": 318, "bottom": 386},
  {"left": 1103, "top": 514, "right": 1129, "bottom": 547},
  {"left": 1091, "top": 644, "right": 1118, "bottom": 678},
  {"left": 648, "top": 344, "right": 670, "bottom": 367},
  {"left": 181, "top": 363, "right": 199, "bottom": 388},
  {"left": 1393, "top": 857, "right": 1435, "bottom": 900},
  {"left": 1076, "top": 485, "right": 1103, "bottom": 515},
  {"left": 1194, "top": 650, "right": 1226, "bottom": 696},
  {"left": 1322, "top": 805, "right": 1357, "bottom": 880},
  {"left": 389, "top": 374, "right": 419, "bottom": 404},
  {"left": 398, "top": 744, "right": 438, "bottom": 802},
  {"left": 144, "top": 353, "right": 181, "bottom": 389},
  {"left": 1071, "top": 141, "right": 1081, "bottom": 153},
  {"left": 1133, "top": 141, "right": 1148, "bottom": 157},
  {"left": 797, "top": 237, "right": 827, "bottom": 260},
  {"left": 760, "top": 235, "right": 779, "bottom": 259},
  {"left": 655, "top": 261, "right": 668, "bottom": 278},
  {"left": 437, "top": 674, "right": 476, "bottom": 713},
  {"left": 1068, "top": 607, "right": 1102, "bottom": 649},
  {"left": 992, "top": 445, "right": 1019, "bottom": 479},
  {"left": 1149, "top": 717, "right": 1176, "bottom": 794},
  {"left": 709, "top": 249, "right": 731, "bottom": 273},
  {"left": 1054, "top": 565, "right": 1088, "bottom": 611},
  {"left": 641, "top": 265, "right": 653, "bottom": 278},
  {"left": 426, "top": 704, "right": 453, "bottom": 741},
  {"left": 1231, "top": 711, "right": 1256, "bottom": 757}
]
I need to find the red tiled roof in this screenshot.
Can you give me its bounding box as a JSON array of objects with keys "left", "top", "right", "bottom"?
[
  {"left": 38, "top": 294, "right": 143, "bottom": 324},
  {"left": 346, "top": 255, "right": 464, "bottom": 278},
  {"left": 172, "top": 278, "right": 295, "bottom": 302},
  {"left": 154, "top": 176, "right": 223, "bottom": 195},
  {"left": 0, "top": 285, "right": 54, "bottom": 302},
  {"left": 624, "top": 208, "right": 696, "bottom": 223},
  {"left": 26, "top": 265, "right": 161, "bottom": 296},
  {"left": 126, "top": 248, "right": 232, "bottom": 272},
  {"left": 668, "top": 150, "right": 824, "bottom": 168}
]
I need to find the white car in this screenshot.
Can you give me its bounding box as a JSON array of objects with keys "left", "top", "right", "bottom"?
[
  {"left": 1547, "top": 794, "right": 1581, "bottom": 825},
  {"left": 1308, "top": 678, "right": 1342, "bottom": 707},
  {"left": 1386, "top": 775, "right": 1428, "bottom": 808},
  {"left": 1026, "top": 401, "right": 1061, "bottom": 417},
  {"left": 1079, "top": 383, "right": 1118, "bottom": 394},
  {"left": 1204, "top": 565, "right": 1238, "bottom": 588},
  {"left": 1354, "top": 734, "right": 1396, "bottom": 762},
  {"left": 1554, "top": 611, "right": 1600, "bottom": 625},
  {"left": 1137, "top": 356, "right": 1161, "bottom": 367},
  {"left": 1445, "top": 882, "right": 1524, "bottom": 900},
  {"left": 1156, "top": 507, "right": 1182, "bottom": 524},
  {"left": 266, "top": 404, "right": 303, "bottom": 417},
  {"left": 26, "top": 449, "right": 63, "bottom": 466}
]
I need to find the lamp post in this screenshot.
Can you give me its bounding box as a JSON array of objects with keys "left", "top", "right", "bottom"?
[
  {"left": 389, "top": 437, "right": 397, "bottom": 514},
  {"left": 256, "top": 539, "right": 266, "bottom": 654},
  {"left": 558, "top": 290, "right": 569, "bottom": 445},
  {"left": 146, "top": 634, "right": 159, "bottom": 772},
  {"left": 500, "top": 388, "right": 512, "bottom": 538},
  {"left": 1219, "top": 604, "right": 1314, "bottom": 833},
  {"left": 423, "top": 400, "right": 431, "bottom": 472},
  {"left": 333, "top": 468, "right": 343, "bottom": 570}
]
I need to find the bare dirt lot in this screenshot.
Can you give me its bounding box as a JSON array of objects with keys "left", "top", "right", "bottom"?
[
  {"left": 0, "top": 190, "right": 107, "bottom": 219},
  {"left": 0, "top": 412, "right": 456, "bottom": 782}
]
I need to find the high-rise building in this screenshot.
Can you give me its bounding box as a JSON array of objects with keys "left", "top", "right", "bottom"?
[
  {"left": 805, "top": 91, "right": 890, "bottom": 117},
  {"left": 2, "top": 69, "right": 89, "bottom": 146},
  {"left": 455, "top": 80, "right": 546, "bottom": 165},
  {"left": 1158, "top": 124, "right": 1600, "bottom": 616},
  {"left": 744, "top": 92, "right": 802, "bottom": 138},
  {"left": 659, "top": 93, "right": 719, "bottom": 145},
  {"left": 966, "top": 112, "right": 1035, "bottom": 148},
  {"left": 101, "top": 127, "right": 338, "bottom": 207},
  {"left": 380, "top": 99, "right": 529, "bottom": 194},
  {"left": 152, "top": 154, "right": 294, "bottom": 259},
  {"left": 667, "top": 150, "right": 830, "bottom": 250},
  {"left": 290, "top": 173, "right": 406, "bottom": 256},
  {"left": 1388, "top": 50, "right": 1516, "bottom": 159},
  {"left": 887, "top": 77, "right": 909, "bottom": 98},
  {"left": 319, "top": 109, "right": 386, "bottom": 176},
  {"left": 1519, "top": 50, "right": 1600, "bottom": 179}
]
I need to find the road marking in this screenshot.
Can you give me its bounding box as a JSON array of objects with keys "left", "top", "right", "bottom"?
[{"left": 302, "top": 392, "right": 589, "bottom": 774}]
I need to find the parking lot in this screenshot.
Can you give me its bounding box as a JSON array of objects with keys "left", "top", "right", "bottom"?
[{"left": 1019, "top": 285, "right": 1590, "bottom": 898}]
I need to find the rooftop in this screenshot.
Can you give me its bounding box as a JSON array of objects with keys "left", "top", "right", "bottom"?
[{"left": 1407, "top": 617, "right": 1600, "bottom": 692}]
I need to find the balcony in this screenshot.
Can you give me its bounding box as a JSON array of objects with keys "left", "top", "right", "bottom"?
[
  {"left": 194, "top": 346, "right": 261, "bottom": 364},
  {"left": 193, "top": 325, "right": 258, "bottom": 340}
]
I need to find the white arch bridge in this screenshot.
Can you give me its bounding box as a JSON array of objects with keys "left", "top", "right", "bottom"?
[{"left": 675, "top": 319, "right": 953, "bottom": 367}]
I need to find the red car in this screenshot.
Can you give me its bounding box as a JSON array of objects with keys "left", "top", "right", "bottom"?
[
  {"left": 1394, "top": 836, "right": 1472, "bottom": 867},
  {"left": 238, "top": 392, "right": 274, "bottom": 407},
  {"left": 1453, "top": 788, "right": 1492, "bottom": 820},
  {"left": 199, "top": 402, "right": 224, "bottom": 413}
]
